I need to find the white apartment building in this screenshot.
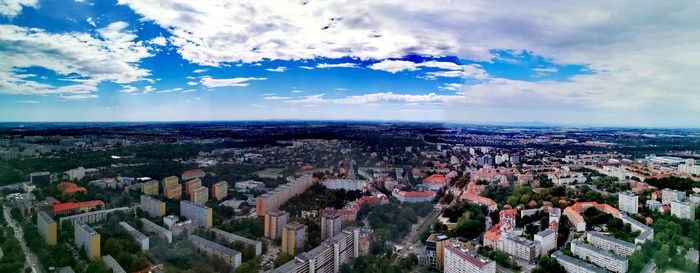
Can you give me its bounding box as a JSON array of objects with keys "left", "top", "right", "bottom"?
[
  {"left": 618, "top": 191, "right": 638, "bottom": 214},
  {"left": 662, "top": 188, "right": 685, "bottom": 205},
  {"left": 119, "top": 221, "right": 149, "bottom": 251},
  {"left": 571, "top": 241, "right": 628, "bottom": 273},
  {"left": 496, "top": 233, "right": 541, "bottom": 263},
  {"left": 270, "top": 228, "right": 360, "bottom": 273},
  {"left": 586, "top": 231, "right": 639, "bottom": 256},
  {"left": 140, "top": 195, "right": 165, "bottom": 217},
  {"left": 444, "top": 241, "right": 496, "bottom": 273},
  {"left": 678, "top": 159, "right": 700, "bottom": 175},
  {"left": 534, "top": 229, "right": 557, "bottom": 256},
  {"left": 180, "top": 200, "right": 212, "bottom": 228},
  {"left": 671, "top": 200, "right": 697, "bottom": 220},
  {"left": 552, "top": 251, "right": 608, "bottom": 273}
]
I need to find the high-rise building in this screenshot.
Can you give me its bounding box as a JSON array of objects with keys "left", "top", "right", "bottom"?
[
  {"left": 423, "top": 234, "right": 449, "bottom": 270},
  {"left": 184, "top": 178, "right": 202, "bottom": 197},
  {"left": 443, "top": 240, "right": 496, "bottom": 273},
  {"left": 671, "top": 200, "right": 697, "bottom": 220},
  {"left": 678, "top": 159, "right": 700, "bottom": 175},
  {"left": 162, "top": 176, "right": 179, "bottom": 189},
  {"left": 662, "top": 188, "right": 685, "bottom": 205},
  {"left": 37, "top": 211, "right": 57, "bottom": 246},
  {"left": 181, "top": 168, "right": 206, "bottom": 181},
  {"left": 180, "top": 200, "right": 212, "bottom": 228},
  {"left": 586, "top": 231, "right": 639, "bottom": 257},
  {"left": 140, "top": 195, "right": 166, "bottom": 217},
  {"left": 74, "top": 221, "right": 100, "bottom": 259},
  {"left": 142, "top": 179, "right": 159, "bottom": 196},
  {"left": 264, "top": 209, "right": 289, "bottom": 239},
  {"left": 571, "top": 241, "right": 628, "bottom": 273},
  {"left": 270, "top": 228, "right": 360, "bottom": 273},
  {"left": 321, "top": 211, "right": 342, "bottom": 240},
  {"left": 140, "top": 218, "right": 173, "bottom": 243},
  {"left": 211, "top": 181, "right": 228, "bottom": 201},
  {"left": 164, "top": 184, "right": 182, "bottom": 199},
  {"left": 189, "top": 235, "right": 242, "bottom": 268},
  {"left": 282, "top": 221, "right": 308, "bottom": 256},
  {"left": 256, "top": 174, "right": 314, "bottom": 216},
  {"left": 211, "top": 228, "right": 263, "bottom": 256},
  {"left": 618, "top": 191, "right": 638, "bottom": 214},
  {"left": 534, "top": 229, "right": 556, "bottom": 256},
  {"left": 101, "top": 255, "right": 126, "bottom": 273},
  {"left": 496, "top": 233, "right": 541, "bottom": 263},
  {"left": 191, "top": 186, "right": 209, "bottom": 205}
]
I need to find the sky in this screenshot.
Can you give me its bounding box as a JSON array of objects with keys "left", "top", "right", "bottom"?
[{"left": 0, "top": 1, "right": 699, "bottom": 127}]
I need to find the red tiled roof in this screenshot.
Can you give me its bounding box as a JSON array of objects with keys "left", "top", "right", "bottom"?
[
  {"left": 57, "top": 182, "right": 86, "bottom": 194},
  {"left": 398, "top": 191, "right": 435, "bottom": 197},
  {"left": 423, "top": 174, "right": 448, "bottom": 185}
]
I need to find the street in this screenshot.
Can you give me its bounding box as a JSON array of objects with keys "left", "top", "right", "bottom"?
[{"left": 2, "top": 205, "right": 45, "bottom": 273}]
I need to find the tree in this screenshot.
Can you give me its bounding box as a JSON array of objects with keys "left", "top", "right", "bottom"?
[{"left": 532, "top": 256, "right": 566, "bottom": 273}]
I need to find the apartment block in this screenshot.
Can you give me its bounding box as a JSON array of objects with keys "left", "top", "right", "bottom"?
[
  {"left": 671, "top": 200, "right": 697, "bottom": 220},
  {"left": 571, "top": 241, "right": 628, "bottom": 273},
  {"left": 59, "top": 207, "right": 132, "bottom": 227},
  {"left": 534, "top": 229, "right": 556, "bottom": 256},
  {"left": 662, "top": 188, "right": 685, "bottom": 205},
  {"left": 140, "top": 218, "right": 173, "bottom": 243},
  {"left": 180, "top": 200, "right": 212, "bottom": 228},
  {"left": 164, "top": 184, "right": 182, "bottom": 199},
  {"left": 423, "top": 234, "right": 449, "bottom": 270},
  {"left": 189, "top": 235, "right": 241, "bottom": 268},
  {"left": 256, "top": 174, "right": 313, "bottom": 216},
  {"left": 618, "top": 191, "right": 638, "bottom": 214},
  {"left": 181, "top": 168, "right": 205, "bottom": 181},
  {"left": 264, "top": 209, "right": 289, "bottom": 239},
  {"left": 184, "top": 178, "right": 202, "bottom": 197},
  {"left": 211, "top": 181, "right": 228, "bottom": 201},
  {"left": 142, "top": 180, "right": 159, "bottom": 196},
  {"left": 496, "top": 233, "right": 541, "bottom": 263},
  {"left": 74, "top": 221, "right": 100, "bottom": 259},
  {"left": 282, "top": 221, "right": 308, "bottom": 256},
  {"left": 586, "top": 231, "right": 639, "bottom": 257},
  {"left": 162, "top": 176, "right": 179, "bottom": 189},
  {"left": 444, "top": 240, "right": 496, "bottom": 273},
  {"left": 37, "top": 211, "right": 57, "bottom": 246},
  {"left": 551, "top": 251, "right": 607, "bottom": 273},
  {"left": 140, "top": 195, "right": 166, "bottom": 217},
  {"left": 191, "top": 186, "right": 209, "bottom": 205},
  {"left": 321, "top": 211, "right": 342, "bottom": 240},
  {"left": 119, "top": 221, "right": 149, "bottom": 251},
  {"left": 101, "top": 255, "right": 126, "bottom": 273},
  {"left": 211, "top": 228, "right": 263, "bottom": 256},
  {"left": 270, "top": 228, "right": 360, "bottom": 273}
]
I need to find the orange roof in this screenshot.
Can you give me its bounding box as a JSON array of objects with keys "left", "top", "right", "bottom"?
[
  {"left": 52, "top": 200, "right": 105, "bottom": 213},
  {"left": 423, "top": 174, "right": 448, "bottom": 185},
  {"left": 57, "top": 182, "right": 86, "bottom": 194},
  {"left": 398, "top": 191, "right": 435, "bottom": 197}
]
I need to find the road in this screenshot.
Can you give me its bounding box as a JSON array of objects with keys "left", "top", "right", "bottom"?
[{"left": 2, "top": 205, "right": 45, "bottom": 273}]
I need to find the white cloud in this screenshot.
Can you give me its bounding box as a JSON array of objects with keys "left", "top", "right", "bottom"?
[
  {"left": 60, "top": 94, "right": 98, "bottom": 100},
  {"left": 118, "top": 85, "right": 138, "bottom": 93},
  {"left": 0, "top": 0, "right": 37, "bottom": 18},
  {"left": 368, "top": 60, "right": 417, "bottom": 73},
  {"left": 533, "top": 67, "right": 558, "bottom": 73},
  {"left": 423, "top": 65, "right": 489, "bottom": 80},
  {"left": 155, "top": 87, "right": 184, "bottom": 93},
  {"left": 438, "top": 83, "right": 463, "bottom": 91},
  {"left": 15, "top": 100, "right": 39, "bottom": 104},
  {"left": 316, "top": 63, "right": 357, "bottom": 69},
  {"left": 200, "top": 76, "right": 266, "bottom": 88},
  {"left": 0, "top": 22, "right": 152, "bottom": 99},
  {"left": 263, "top": 95, "right": 291, "bottom": 100},
  {"left": 266, "top": 66, "right": 287, "bottom": 72},
  {"left": 299, "top": 66, "right": 314, "bottom": 70},
  {"left": 186, "top": 81, "right": 198, "bottom": 86},
  {"left": 289, "top": 92, "right": 461, "bottom": 105},
  {"left": 143, "top": 85, "right": 155, "bottom": 94},
  {"left": 192, "top": 69, "right": 207, "bottom": 73},
  {"left": 291, "top": 90, "right": 304, "bottom": 93},
  {"left": 86, "top": 17, "right": 96, "bottom": 27},
  {"left": 149, "top": 36, "right": 167, "bottom": 46}
]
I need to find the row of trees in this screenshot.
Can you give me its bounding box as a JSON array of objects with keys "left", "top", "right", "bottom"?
[
  {"left": 0, "top": 206, "right": 26, "bottom": 273},
  {"left": 366, "top": 202, "right": 433, "bottom": 242},
  {"left": 627, "top": 213, "right": 699, "bottom": 272}
]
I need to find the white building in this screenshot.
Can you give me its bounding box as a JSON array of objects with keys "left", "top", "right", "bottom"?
[
  {"left": 586, "top": 231, "right": 639, "bottom": 257},
  {"left": 552, "top": 251, "right": 608, "bottom": 273},
  {"left": 140, "top": 218, "right": 172, "bottom": 243},
  {"left": 444, "top": 241, "right": 496, "bottom": 273},
  {"left": 678, "top": 159, "right": 700, "bottom": 175},
  {"left": 392, "top": 189, "right": 435, "bottom": 203},
  {"left": 662, "top": 188, "right": 685, "bottom": 205},
  {"left": 671, "top": 200, "right": 697, "bottom": 220},
  {"left": 534, "top": 229, "right": 557, "bottom": 256},
  {"left": 323, "top": 179, "right": 368, "bottom": 191},
  {"left": 140, "top": 195, "right": 165, "bottom": 218},
  {"left": 119, "top": 222, "right": 149, "bottom": 251},
  {"left": 645, "top": 200, "right": 661, "bottom": 211},
  {"left": 571, "top": 241, "right": 628, "bottom": 273},
  {"left": 496, "top": 233, "right": 541, "bottom": 263},
  {"left": 101, "top": 255, "right": 126, "bottom": 273},
  {"left": 270, "top": 228, "right": 360, "bottom": 273},
  {"left": 618, "top": 191, "right": 638, "bottom": 214}
]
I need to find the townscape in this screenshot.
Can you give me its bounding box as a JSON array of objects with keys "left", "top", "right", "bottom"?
[{"left": 0, "top": 122, "right": 698, "bottom": 273}]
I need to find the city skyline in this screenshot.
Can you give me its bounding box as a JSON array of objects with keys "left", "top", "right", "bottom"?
[{"left": 1, "top": 1, "right": 699, "bottom": 127}]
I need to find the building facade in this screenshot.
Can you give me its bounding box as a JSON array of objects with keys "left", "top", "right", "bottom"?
[
  {"left": 211, "top": 181, "right": 228, "bottom": 201},
  {"left": 551, "top": 251, "right": 607, "bottom": 273},
  {"left": 189, "top": 235, "right": 242, "bottom": 268},
  {"left": 256, "top": 174, "right": 314, "bottom": 216},
  {"left": 180, "top": 200, "right": 212, "bottom": 228},
  {"left": 140, "top": 218, "right": 173, "bottom": 243},
  {"left": 443, "top": 240, "right": 496, "bottom": 273},
  {"left": 164, "top": 184, "right": 182, "bottom": 199},
  {"left": 270, "top": 228, "right": 360, "bottom": 273},
  {"left": 211, "top": 228, "right": 263, "bottom": 256},
  {"left": 282, "top": 221, "right": 308, "bottom": 256},
  {"left": 140, "top": 194, "right": 166, "bottom": 217},
  {"left": 74, "top": 221, "right": 100, "bottom": 259},
  {"left": 662, "top": 188, "right": 685, "bottom": 205},
  {"left": 264, "top": 209, "right": 289, "bottom": 239},
  {"left": 191, "top": 186, "right": 209, "bottom": 205},
  {"left": 184, "top": 179, "right": 202, "bottom": 197},
  {"left": 618, "top": 191, "right": 638, "bottom": 214},
  {"left": 534, "top": 229, "right": 556, "bottom": 256},
  {"left": 321, "top": 211, "right": 342, "bottom": 240},
  {"left": 119, "top": 221, "right": 149, "bottom": 251},
  {"left": 37, "top": 211, "right": 57, "bottom": 246},
  {"left": 571, "top": 241, "right": 628, "bottom": 273},
  {"left": 586, "top": 231, "right": 639, "bottom": 257},
  {"left": 671, "top": 200, "right": 696, "bottom": 220},
  {"left": 142, "top": 180, "right": 159, "bottom": 196},
  {"left": 496, "top": 233, "right": 541, "bottom": 263}
]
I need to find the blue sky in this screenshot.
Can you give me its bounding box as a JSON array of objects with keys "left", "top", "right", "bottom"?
[{"left": 1, "top": 1, "right": 699, "bottom": 127}]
